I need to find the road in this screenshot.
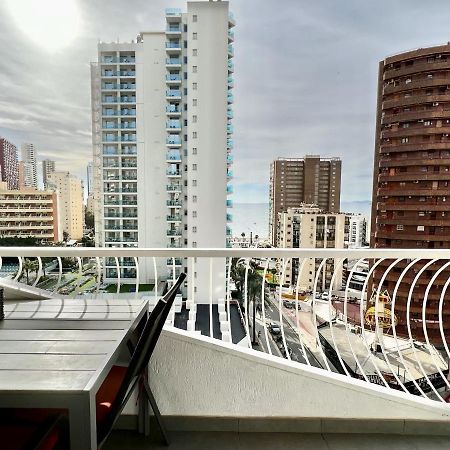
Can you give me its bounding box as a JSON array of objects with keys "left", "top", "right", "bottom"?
[{"left": 251, "top": 294, "right": 324, "bottom": 368}]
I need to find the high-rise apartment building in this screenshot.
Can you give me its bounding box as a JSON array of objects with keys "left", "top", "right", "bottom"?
[
  {"left": 346, "top": 215, "right": 368, "bottom": 248},
  {"left": 91, "top": 1, "right": 234, "bottom": 301},
  {"left": 270, "top": 156, "right": 341, "bottom": 246},
  {"left": 0, "top": 138, "right": 18, "bottom": 190},
  {"left": 371, "top": 44, "right": 450, "bottom": 343},
  {"left": 47, "top": 171, "right": 84, "bottom": 240},
  {"left": 277, "top": 204, "right": 346, "bottom": 291},
  {"left": 42, "top": 159, "right": 55, "bottom": 189},
  {"left": 21, "top": 143, "right": 38, "bottom": 189},
  {"left": 0, "top": 182, "right": 60, "bottom": 243}
]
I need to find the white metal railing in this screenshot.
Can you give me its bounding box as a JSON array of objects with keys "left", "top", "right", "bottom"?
[{"left": 2, "top": 247, "right": 450, "bottom": 403}]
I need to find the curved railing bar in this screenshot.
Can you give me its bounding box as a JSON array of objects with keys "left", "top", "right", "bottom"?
[
  {"left": 226, "top": 257, "right": 232, "bottom": 339},
  {"left": 114, "top": 257, "right": 121, "bottom": 295},
  {"left": 94, "top": 257, "right": 101, "bottom": 298},
  {"left": 277, "top": 258, "right": 291, "bottom": 361},
  {"left": 134, "top": 257, "right": 139, "bottom": 300},
  {"left": 152, "top": 257, "right": 158, "bottom": 306},
  {"left": 51, "top": 257, "right": 63, "bottom": 295},
  {"left": 260, "top": 258, "right": 271, "bottom": 354},
  {"left": 209, "top": 258, "right": 213, "bottom": 338},
  {"left": 390, "top": 258, "right": 428, "bottom": 398},
  {"left": 311, "top": 258, "right": 332, "bottom": 371},
  {"left": 326, "top": 258, "right": 351, "bottom": 377},
  {"left": 171, "top": 257, "right": 176, "bottom": 284},
  {"left": 342, "top": 258, "right": 370, "bottom": 383},
  {"left": 190, "top": 257, "right": 194, "bottom": 306},
  {"left": 13, "top": 256, "right": 23, "bottom": 282},
  {"left": 32, "top": 257, "right": 43, "bottom": 287},
  {"left": 373, "top": 258, "right": 410, "bottom": 394},
  {"left": 357, "top": 258, "right": 390, "bottom": 389},
  {"left": 294, "top": 258, "right": 311, "bottom": 366},
  {"left": 438, "top": 274, "right": 450, "bottom": 377},
  {"left": 405, "top": 259, "right": 443, "bottom": 400},
  {"left": 243, "top": 258, "right": 250, "bottom": 346},
  {"left": 421, "top": 260, "right": 450, "bottom": 393},
  {"left": 74, "top": 257, "right": 83, "bottom": 296}
]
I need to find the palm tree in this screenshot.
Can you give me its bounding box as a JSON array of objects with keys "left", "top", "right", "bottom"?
[{"left": 22, "top": 258, "right": 38, "bottom": 284}]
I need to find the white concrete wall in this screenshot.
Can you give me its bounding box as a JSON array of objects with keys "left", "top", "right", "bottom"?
[
  {"left": 148, "top": 327, "right": 450, "bottom": 422},
  {"left": 138, "top": 33, "right": 167, "bottom": 282},
  {"left": 186, "top": 1, "right": 228, "bottom": 303}
]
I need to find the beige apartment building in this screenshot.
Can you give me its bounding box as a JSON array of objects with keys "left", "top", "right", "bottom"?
[
  {"left": 270, "top": 155, "right": 341, "bottom": 246},
  {"left": 47, "top": 171, "right": 84, "bottom": 240},
  {"left": 277, "top": 204, "right": 346, "bottom": 291},
  {"left": 0, "top": 182, "right": 60, "bottom": 243}
]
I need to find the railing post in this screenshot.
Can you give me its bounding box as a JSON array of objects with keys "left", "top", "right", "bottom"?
[{"left": 0, "top": 288, "right": 4, "bottom": 320}]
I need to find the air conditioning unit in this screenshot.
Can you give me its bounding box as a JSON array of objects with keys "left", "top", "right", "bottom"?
[{"left": 418, "top": 119, "right": 424, "bottom": 123}]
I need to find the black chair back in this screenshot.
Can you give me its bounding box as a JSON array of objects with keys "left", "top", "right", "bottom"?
[{"left": 98, "top": 272, "right": 186, "bottom": 445}]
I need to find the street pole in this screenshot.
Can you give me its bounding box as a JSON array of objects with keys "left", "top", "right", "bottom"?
[
  {"left": 252, "top": 297, "right": 256, "bottom": 345},
  {"left": 250, "top": 231, "right": 253, "bottom": 246}
]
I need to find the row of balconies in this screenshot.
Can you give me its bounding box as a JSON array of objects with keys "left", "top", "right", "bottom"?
[
  {"left": 104, "top": 198, "right": 137, "bottom": 206},
  {"left": 102, "top": 96, "right": 136, "bottom": 103},
  {"left": 381, "top": 124, "right": 450, "bottom": 139},
  {"left": 104, "top": 211, "right": 138, "bottom": 219},
  {"left": 102, "top": 122, "right": 136, "bottom": 129},
  {"left": 102, "top": 108, "right": 136, "bottom": 116},
  {"left": 379, "top": 172, "right": 450, "bottom": 182},
  {"left": 384, "top": 75, "right": 450, "bottom": 95},
  {"left": 102, "top": 69, "right": 136, "bottom": 77},
  {"left": 102, "top": 134, "right": 136, "bottom": 142},
  {"left": 382, "top": 93, "right": 450, "bottom": 110},
  {"left": 380, "top": 141, "right": 450, "bottom": 153},
  {"left": 103, "top": 160, "right": 137, "bottom": 168},
  {"left": 102, "top": 145, "right": 137, "bottom": 155},
  {"left": 101, "top": 83, "right": 136, "bottom": 90},
  {"left": 378, "top": 201, "right": 450, "bottom": 210},
  {"left": 101, "top": 56, "right": 136, "bottom": 64}
]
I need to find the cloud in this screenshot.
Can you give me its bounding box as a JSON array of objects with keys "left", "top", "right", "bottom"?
[{"left": 0, "top": 0, "right": 450, "bottom": 205}]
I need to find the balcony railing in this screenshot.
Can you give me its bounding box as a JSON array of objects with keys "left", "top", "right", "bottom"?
[
  {"left": 7, "top": 248, "right": 450, "bottom": 405},
  {"left": 166, "top": 58, "right": 181, "bottom": 65},
  {"left": 166, "top": 41, "right": 181, "bottom": 49},
  {"left": 166, "top": 90, "right": 181, "bottom": 98}
]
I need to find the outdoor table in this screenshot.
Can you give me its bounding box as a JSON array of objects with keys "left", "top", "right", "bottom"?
[{"left": 0, "top": 297, "right": 148, "bottom": 449}]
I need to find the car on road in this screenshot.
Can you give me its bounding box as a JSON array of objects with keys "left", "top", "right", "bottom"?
[
  {"left": 321, "top": 292, "right": 331, "bottom": 300},
  {"left": 283, "top": 300, "right": 295, "bottom": 309},
  {"left": 269, "top": 322, "right": 281, "bottom": 335}
]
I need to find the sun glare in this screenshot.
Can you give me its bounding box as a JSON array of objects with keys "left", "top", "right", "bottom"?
[{"left": 5, "top": 0, "right": 81, "bottom": 52}]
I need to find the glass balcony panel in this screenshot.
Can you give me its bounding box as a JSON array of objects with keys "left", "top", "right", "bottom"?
[
  {"left": 166, "top": 58, "right": 181, "bottom": 65},
  {"left": 166, "top": 90, "right": 181, "bottom": 97},
  {"left": 166, "top": 41, "right": 181, "bottom": 48},
  {"left": 166, "top": 74, "right": 181, "bottom": 81}
]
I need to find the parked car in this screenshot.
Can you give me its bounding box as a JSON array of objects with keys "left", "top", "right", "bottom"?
[
  {"left": 321, "top": 292, "right": 331, "bottom": 300},
  {"left": 283, "top": 300, "right": 294, "bottom": 309}
]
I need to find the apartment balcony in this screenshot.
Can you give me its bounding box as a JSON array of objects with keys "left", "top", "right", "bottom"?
[
  {"left": 227, "top": 213, "right": 233, "bottom": 222},
  {"left": 226, "top": 184, "right": 233, "bottom": 194},
  {"left": 166, "top": 136, "right": 182, "bottom": 147},
  {"left": 166, "top": 242, "right": 182, "bottom": 248},
  {"left": 166, "top": 257, "right": 183, "bottom": 266},
  {"left": 6, "top": 248, "right": 450, "bottom": 448},
  {"left": 102, "top": 108, "right": 119, "bottom": 116},
  {"left": 228, "top": 60, "right": 234, "bottom": 73},
  {"left": 167, "top": 200, "right": 182, "bottom": 208},
  {"left": 228, "top": 29, "right": 234, "bottom": 42},
  {"left": 226, "top": 225, "right": 232, "bottom": 236},
  {"left": 166, "top": 58, "right": 182, "bottom": 67},
  {"left": 166, "top": 169, "right": 182, "bottom": 177},
  {"left": 102, "top": 96, "right": 119, "bottom": 104},
  {"left": 166, "top": 24, "right": 181, "bottom": 35},
  {"left": 228, "top": 11, "right": 236, "bottom": 27},
  {"left": 228, "top": 44, "right": 234, "bottom": 57},
  {"left": 102, "top": 70, "right": 118, "bottom": 77},
  {"left": 165, "top": 41, "right": 182, "bottom": 53},
  {"left": 101, "top": 83, "right": 118, "bottom": 90},
  {"left": 119, "top": 83, "right": 136, "bottom": 90},
  {"left": 121, "top": 135, "right": 136, "bottom": 142},
  {"left": 166, "top": 214, "right": 182, "bottom": 222},
  {"left": 166, "top": 151, "right": 182, "bottom": 162},
  {"left": 166, "top": 184, "right": 182, "bottom": 193},
  {"left": 227, "top": 154, "right": 233, "bottom": 164},
  {"left": 227, "top": 109, "right": 233, "bottom": 119},
  {"left": 166, "top": 74, "right": 182, "bottom": 85},
  {"left": 119, "top": 56, "right": 135, "bottom": 64},
  {"left": 227, "top": 124, "right": 234, "bottom": 134},
  {"left": 227, "top": 139, "right": 233, "bottom": 149},
  {"left": 103, "top": 135, "right": 119, "bottom": 142},
  {"left": 167, "top": 229, "right": 182, "bottom": 237},
  {"left": 166, "top": 90, "right": 181, "bottom": 99},
  {"left": 165, "top": 8, "right": 181, "bottom": 18},
  {"left": 102, "top": 122, "right": 119, "bottom": 129},
  {"left": 119, "top": 70, "right": 136, "bottom": 77},
  {"left": 166, "top": 104, "right": 181, "bottom": 116},
  {"left": 227, "top": 170, "right": 233, "bottom": 179},
  {"left": 227, "top": 93, "right": 234, "bottom": 104},
  {"left": 226, "top": 199, "right": 233, "bottom": 208},
  {"left": 119, "top": 97, "right": 136, "bottom": 103},
  {"left": 166, "top": 120, "right": 181, "bottom": 131},
  {"left": 101, "top": 56, "right": 118, "bottom": 64}
]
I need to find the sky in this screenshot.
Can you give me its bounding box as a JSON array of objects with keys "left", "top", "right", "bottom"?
[{"left": 1, "top": 0, "right": 450, "bottom": 202}]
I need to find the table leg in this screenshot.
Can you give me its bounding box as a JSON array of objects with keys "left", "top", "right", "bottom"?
[{"left": 69, "top": 392, "right": 97, "bottom": 450}]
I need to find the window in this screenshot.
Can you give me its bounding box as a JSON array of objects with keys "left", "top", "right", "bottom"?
[
  {"left": 396, "top": 225, "right": 404, "bottom": 231},
  {"left": 192, "top": 241, "right": 197, "bottom": 247},
  {"left": 192, "top": 147, "right": 197, "bottom": 155},
  {"left": 192, "top": 131, "right": 197, "bottom": 139},
  {"left": 192, "top": 115, "right": 197, "bottom": 123},
  {"left": 192, "top": 14, "right": 197, "bottom": 22},
  {"left": 193, "top": 99, "right": 197, "bottom": 106},
  {"left": 417, "top": 225, "right": 425, "bottom": 231},
  {"left": 193, "top": 65, "right": 197, "bottom": 73},
  {"left": 401, "top": 137, "right": 409, "bottom": 143},
  {"left": 192, "top": 49, "right": 197, "bottom": 56},
  {"left": 192, "top": 226, "right": 197, "bottom": 232},
  {"left": 192, "top": 211, "right": 197, "bottom": 218},
  {"left": 192, "top": 180, "right": 197, "bottom": 186},
  {"left": 192, "top": 164, "right": 197, "bottom": 170},
  {"left": 193, "top": 32, "right": 197, "bottom": 40},
  {"left": 192, "top": 82, "right": 197, "bottom": 90},
  {"left": 192, "top": 195, "right": 197, "bottom": 203}
]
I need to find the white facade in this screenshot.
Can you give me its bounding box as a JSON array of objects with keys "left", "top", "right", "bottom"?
[
  {"left": 21, "top": 143, "right": 37, "bottom": 189},
  {"left": 346, "top": 215, "right": 368, "bottom": 248},
  {"left": 277, "top": 205, "right": 346, "bottom": 291},
  {"left": 91, "top": 1, "right": 234, "bottom": 300}
]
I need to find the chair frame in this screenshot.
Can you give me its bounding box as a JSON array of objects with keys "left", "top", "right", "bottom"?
[{"left": 97, "top": 273, "right": 186, "bottom": 448}]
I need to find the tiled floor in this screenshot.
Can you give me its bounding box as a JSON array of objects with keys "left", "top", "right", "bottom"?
[{"left": 104, "top": 430, "right": 450, "bottom": 450}]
